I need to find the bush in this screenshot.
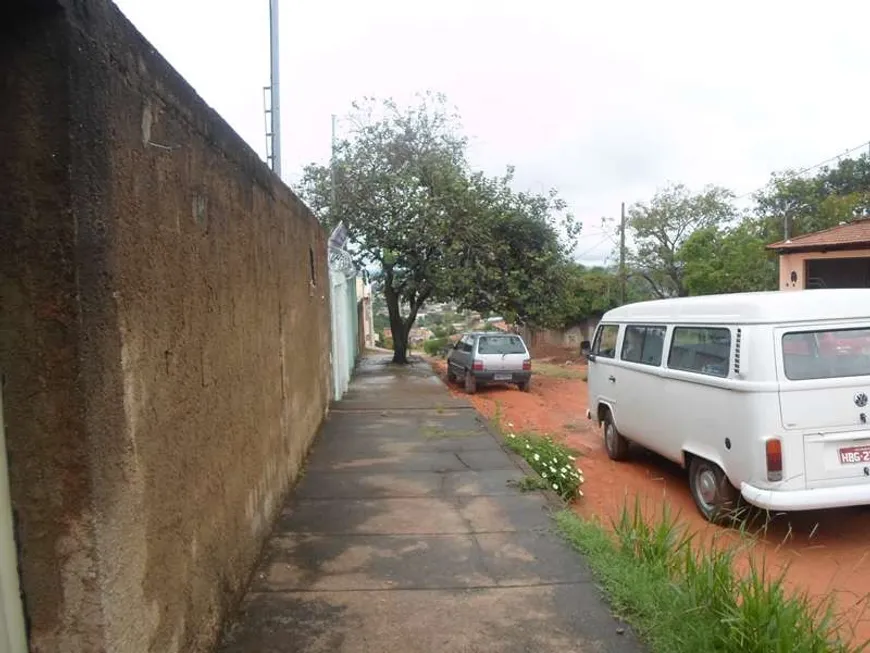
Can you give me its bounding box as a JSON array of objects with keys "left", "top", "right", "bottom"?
[
  {"left": 555, "top": 501, "right": 863, "bottom": 653},
  {"left": 504, "top": 432, "right": 584, "bottom": 501},
  {"left": 423, "top": 337, "right": 448, "bottom": 356}
]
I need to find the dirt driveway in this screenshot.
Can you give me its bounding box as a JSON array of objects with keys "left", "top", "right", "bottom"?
[{"left": 430, "top": 358, "right": 870, "bottom": 645}]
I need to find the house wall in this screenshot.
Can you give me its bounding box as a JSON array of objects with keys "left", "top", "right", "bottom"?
[
  {"left": 0, "top": 2, "right": 331, "bottom": 652},
  {"left": 778, "top": 249, "right": 870, "bottom": 290}
]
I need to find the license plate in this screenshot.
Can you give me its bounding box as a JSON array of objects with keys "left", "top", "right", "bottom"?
[
  {"left": 838, "top": 445, "right": 870, "bottom": 464},
  {"left": 493, "top": 373, "right": 512, "bottom": 381}
]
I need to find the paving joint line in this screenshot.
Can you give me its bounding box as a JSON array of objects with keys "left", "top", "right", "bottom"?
[{"left": 247, "top": 580, "right": 594, "bottom": 594}]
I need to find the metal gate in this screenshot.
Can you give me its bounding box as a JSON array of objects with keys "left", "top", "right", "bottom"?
[{"left": 0, "top": 381, "right": 27, "bottom": 652}]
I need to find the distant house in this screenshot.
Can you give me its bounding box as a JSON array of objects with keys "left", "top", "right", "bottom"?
[
  {"left": 767, "top": 218, "right": 870, "bottom": 290},
  {"left": 408, "top": 327, "right": 433, "bottom": 344}
]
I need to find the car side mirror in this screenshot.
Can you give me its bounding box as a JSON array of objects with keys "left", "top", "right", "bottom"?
[{"left": 585, "top": 352, "right": 596, "bottom": 363}]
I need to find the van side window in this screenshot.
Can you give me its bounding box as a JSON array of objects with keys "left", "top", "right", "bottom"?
[
  {"left": 592, "top": 324, "right": 619, "bottom": 358},
  {"left": 668, "top": 327, "right": 731, "bottom": 377},
  {"left": 621, "top": 325, "right": 666, "bottom": 366}
]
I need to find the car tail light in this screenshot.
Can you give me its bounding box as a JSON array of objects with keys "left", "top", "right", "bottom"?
[
  {"left": 522, "top": 359, "right": 532, "bottom": 371},
  {"left": 765, "top": 438, "right": 783, "bottom": 482},
  {"left": 472, "top": 360, "right": 484, "bottom": 371}
]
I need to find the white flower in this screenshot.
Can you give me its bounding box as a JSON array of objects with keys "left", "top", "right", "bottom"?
[
  {"left": 542, "top": 472, "right": 547, "bottom": 478},
  {"left": 526, "top": 444, "right": 531, "bottom": 450},
  {"left": 533, "top": 453, "right": 540, "bottom": 461},
  {"left": 508, "top": 433, "right": 516, "bottom": 438},
  {"left": 552, "top": 458, "right": 558, "bottom": 464},
  {"left": 577, "top": 489, "right": 584, "bottom": 497},
  {"left": 552, "top": 484, "right": 559, "bottom": 490},
  {"left": 568, "top": 455, "right": 576, "bottom": 461},
  {"left": 508, "top": 422, "right": 514, "bottom": 427}
]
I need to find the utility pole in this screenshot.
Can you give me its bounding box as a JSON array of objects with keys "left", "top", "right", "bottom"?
[
  {"left": 619, "top": 201, "right": 627, "bottom": 304},
  {"left": 269, "top": 0, "right": 282, "bottom": 178}
]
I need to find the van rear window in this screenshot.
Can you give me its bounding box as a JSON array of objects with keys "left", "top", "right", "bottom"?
[{"left": 782, "top": 328, "right": 870, "bottom": 380}]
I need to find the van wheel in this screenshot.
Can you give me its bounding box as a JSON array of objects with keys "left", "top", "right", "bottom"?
[
  {"left": 464, "top": 371, "right": 477, "bottom": 395},
  {"left": 688, "top": 457, "right": 740, "bottom": 524},
  {"left": 603, "top": 413, "right": 630, "bottom": 461}
]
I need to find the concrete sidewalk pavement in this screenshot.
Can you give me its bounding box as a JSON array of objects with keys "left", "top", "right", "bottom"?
[{"left": 217, "top": 355, "right": 643, "bottom": 653}]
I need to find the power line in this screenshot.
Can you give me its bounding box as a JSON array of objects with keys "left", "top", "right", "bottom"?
[
  {"left": 735, "top": 139, "right": 870, "bottom": 201},
  {"left": 575, "top": 235, "right": 612, "bottom": 259}
]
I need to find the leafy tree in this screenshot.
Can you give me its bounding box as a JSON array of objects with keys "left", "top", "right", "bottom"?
[
  {"left": 679, "top": 222, "right": 778, "bottom": 295},
  {"left": 556, "top": 264, "right": 620, "bottom": 324},
  {"left": 754, "top": 155, "right": 870, "bottom": 241},
  {"left": 444, "top": 169, "right": 579, "bottom": 328},
  {"left": 627, "top": 183, "right": 738, "bottom": 298},
  {"left": 297, "top": 93, "right": 575, "bottom": 363}
]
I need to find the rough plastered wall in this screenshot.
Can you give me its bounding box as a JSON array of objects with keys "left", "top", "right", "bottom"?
[
  {"left": 0, "top": 1, "right": 332, "bottom": 651},
  {"left": 0, "top": 3, "right": 106, "bottom": 651}
]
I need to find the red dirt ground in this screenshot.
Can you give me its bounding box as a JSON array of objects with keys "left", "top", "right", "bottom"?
[{"left": 430, "top": 358, "right": 870, "bottom": 646}]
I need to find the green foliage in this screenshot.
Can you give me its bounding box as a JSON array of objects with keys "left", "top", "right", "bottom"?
[
  {"left": 555, "top": 503, "right": 864, "bottom": 653},
  {"left": 504, "top": 432, "right": 584, "bottom": 501},
  {"left": 679, "top": 222, "right": 778, "bottom": 296},
  {"left": 753, "top": 155, "right": 870, "bottom": 241},
  {"left": 423, "top": 337, "right": 448, "bottom": 356},
  {"left": 557, "top": 263, "right": 621, "bottom": 324},
  {"left": 627, "top": 183, "right": 738, "bottom": 298}
]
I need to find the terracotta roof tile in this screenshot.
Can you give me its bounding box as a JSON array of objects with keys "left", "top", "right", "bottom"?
[{"left": 767, "top": 218, "right": 870, "bottom": 251}]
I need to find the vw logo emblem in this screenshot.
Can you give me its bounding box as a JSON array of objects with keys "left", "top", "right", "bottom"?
[{"left": 856, "top": 392, "right": 869, "bottom": 408}]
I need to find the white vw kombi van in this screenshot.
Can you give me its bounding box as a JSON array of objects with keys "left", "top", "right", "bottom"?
[{"left": 586, "top": 289, "right": 870, "bottom": 522}]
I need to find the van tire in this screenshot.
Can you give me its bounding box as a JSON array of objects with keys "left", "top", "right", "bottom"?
[
  {"left": 688, "top": 457, "right": 740, "bottom": 524},
  {"left": 603, "top": 412, "right": 630, "bottom": 461},
  {"left": 464, "top": 371, "right": 477, "bottom": 395}
]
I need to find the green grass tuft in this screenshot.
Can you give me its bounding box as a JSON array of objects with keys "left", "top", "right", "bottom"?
[
  {"left": 533, "top": 362, "right": 588, "bottom": 380},
  {"left": 555, "top": 501, "right": 867, "bottom": 653}
]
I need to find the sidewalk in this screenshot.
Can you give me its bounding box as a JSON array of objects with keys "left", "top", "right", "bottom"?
[{"left": 217, "top": 355, "right": 643, "bottom": 653}]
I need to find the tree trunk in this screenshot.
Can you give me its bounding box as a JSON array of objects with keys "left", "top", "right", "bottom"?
[
  {"left": 383, "top": 267, "right": 410, "bottom": 364},
  {"left": 388, "top": 312, "right": 409, "bottom": 364}
]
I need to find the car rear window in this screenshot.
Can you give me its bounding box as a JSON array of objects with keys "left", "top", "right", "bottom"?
[
  {"left": 782, "top": 328, "right": 870, "bottom": 380},
  {"left": 477, "top": 335, "right": 527, "bottom": 355}
]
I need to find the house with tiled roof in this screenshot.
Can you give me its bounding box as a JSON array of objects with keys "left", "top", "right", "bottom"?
[{"left": 767, "top": 218, "right": 870, "bottom": 290}]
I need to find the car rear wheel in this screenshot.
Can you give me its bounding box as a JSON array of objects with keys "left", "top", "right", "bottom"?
[
  {"left": 518, "top": 380, "right": 531, "bottom": 393},
  {"left": 446, "top": 366, "right": 457, "bottom": 384},
  {"left": 603, "top": 412, "right": 630, "bottom": 461},
  {"left": 688, "top": 457, "right": 740, "bottom": 524},
  {"left": 464, "top": 371, "right": 477, "bottom": 394}
]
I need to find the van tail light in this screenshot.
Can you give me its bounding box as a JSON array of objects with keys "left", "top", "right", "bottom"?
[
  {"left": 766, "top": 439, "right": 783, "bottom": 482},
  {"left": 522, "top": 359, "right": 532, "bottom": 371},
  {"left": 472, "top": 360, "right": 484, "bottom": 371}
]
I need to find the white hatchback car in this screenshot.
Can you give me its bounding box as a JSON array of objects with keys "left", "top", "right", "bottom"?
[{"left": 447, "top": 332, "right": 532, "bottom": 394}]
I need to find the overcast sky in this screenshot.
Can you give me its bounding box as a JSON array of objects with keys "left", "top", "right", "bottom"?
[{"left": 114, "top": 0, "right": 870, "bottom": 265}]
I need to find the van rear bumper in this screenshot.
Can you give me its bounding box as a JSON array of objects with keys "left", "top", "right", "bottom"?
[{"left": 740, "top": 481, "right": 870, "bottom": 512}]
